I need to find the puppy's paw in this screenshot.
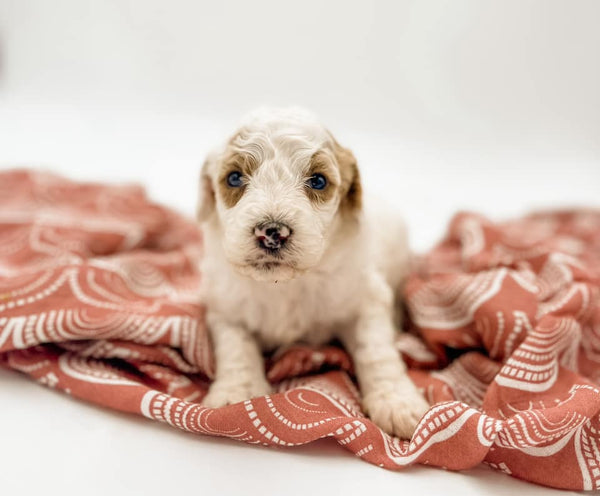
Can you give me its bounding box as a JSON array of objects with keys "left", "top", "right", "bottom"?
[
  {"left": 362, "top": 384, "right": 429, "bottom": 439},
  {"left": 203, "top": 377, "right": 272, "bottom": 408}
]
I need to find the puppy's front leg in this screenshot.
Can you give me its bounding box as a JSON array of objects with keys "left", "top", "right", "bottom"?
[
  {"left": 203, "top": 316, "right": 271, "bottom": 408},
  {"left": 340, "top": 273, "right": 429, "bottom": 439}
]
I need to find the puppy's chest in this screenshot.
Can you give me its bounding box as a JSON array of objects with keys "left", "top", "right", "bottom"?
[{"left": 223, "top": 273, "right": 361, "bottom": 350}]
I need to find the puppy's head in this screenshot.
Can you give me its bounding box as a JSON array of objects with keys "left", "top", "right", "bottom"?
[{"left": 198, "top": 108, "right": 361, "bottom": 282}]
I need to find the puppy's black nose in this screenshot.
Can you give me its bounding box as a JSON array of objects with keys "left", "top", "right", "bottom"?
[{"left": 254, "top": 222, "right": 292, "bottom": 251}]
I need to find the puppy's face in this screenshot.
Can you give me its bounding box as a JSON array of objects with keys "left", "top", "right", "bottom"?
[{"left": 198, "top": 110, "right": 361, "bottom": 282}]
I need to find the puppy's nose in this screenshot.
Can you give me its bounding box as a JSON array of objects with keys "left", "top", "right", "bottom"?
[{"left": 254, "top": 222, "right": 292, "bottom": 251}]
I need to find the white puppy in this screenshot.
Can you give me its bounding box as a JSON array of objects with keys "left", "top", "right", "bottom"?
[{"left": 197, "top": 108, "right": 429, "bottom": 438}]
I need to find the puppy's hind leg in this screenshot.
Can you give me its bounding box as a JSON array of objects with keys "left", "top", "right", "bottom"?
[
  {"left": 203, "top": 316, "right": 271, "bottom": 408},
  {"left": 367, "top": 205, "right": 411, "bottom": 331}
]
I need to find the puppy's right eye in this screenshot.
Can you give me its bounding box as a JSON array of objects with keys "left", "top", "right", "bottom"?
[
  {"left": 307, "top": 173, "right": 327, "bottom": 190},
  {"left": 227, "top": 171, "right": 244, "bottom": 188}
]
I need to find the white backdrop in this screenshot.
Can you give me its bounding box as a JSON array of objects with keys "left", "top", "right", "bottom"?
[
  {"left": 1, "top": 0, "right": 599, "bottom": 249},
  {"left": 0, "top": 1, "right": 597, "bottom": 495}
]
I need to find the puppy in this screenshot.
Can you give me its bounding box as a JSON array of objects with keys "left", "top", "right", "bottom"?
[{"left": 197, "top": 108, "right": 429, "bottom": 438}]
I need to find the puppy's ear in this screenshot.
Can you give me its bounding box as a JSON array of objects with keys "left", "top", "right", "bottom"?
[
  {"left": 197, "top": 155, "right": 216, "bottom": 222},
  {"left": 333, "top": 141, "right": 362, "bottom": 215}
]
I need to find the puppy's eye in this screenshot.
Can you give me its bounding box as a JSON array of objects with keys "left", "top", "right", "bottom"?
[
  {"left": 227, "top": 171, "right": 244, "bottom": 188},
  {"left": 307, "top": 174, "right": 327, "bottom": 190}
]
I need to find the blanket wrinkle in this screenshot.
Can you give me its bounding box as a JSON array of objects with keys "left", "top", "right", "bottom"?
[{"left": 1, "top": 170, "right": 599, "bottom": 491}]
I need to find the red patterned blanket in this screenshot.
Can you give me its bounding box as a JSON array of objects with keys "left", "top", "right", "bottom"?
[{"left": 1, "top": 170, "right": 599, "bottom": 491}]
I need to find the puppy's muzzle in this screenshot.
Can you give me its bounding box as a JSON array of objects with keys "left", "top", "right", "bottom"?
[{"left": 254, "top": 221, "right": 292, "bottom": 252}]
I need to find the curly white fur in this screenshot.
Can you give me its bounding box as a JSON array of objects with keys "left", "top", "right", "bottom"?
[{"left": 198, "top": 107, "right": 429, "bottom": 438}]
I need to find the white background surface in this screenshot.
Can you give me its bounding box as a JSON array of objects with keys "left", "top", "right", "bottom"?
[{"left": 0, "top": 1, "right": 598, "bottom": 494}]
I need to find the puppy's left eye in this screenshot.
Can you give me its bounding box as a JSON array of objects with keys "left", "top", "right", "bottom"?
[
  {"left": 227, "top": 171, "right": 244, "bottom": 188},
  {"left": 307, "top": 174, "right": 327, "bottom": 190}
]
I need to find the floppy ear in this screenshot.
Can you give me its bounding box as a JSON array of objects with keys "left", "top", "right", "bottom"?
[
  {"left": 197, "top": 155, "right": 216, "bottom": 222},
  {"left": 333, "top": 141, "right": 362, "bottom": 215}
]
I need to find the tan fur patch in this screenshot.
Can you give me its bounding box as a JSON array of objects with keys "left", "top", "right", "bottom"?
[
  {"left": 305, "top": 150, "right": 338, "bottom": 205},
  {"left": 197, "top": 157, "right": 216, "bottom": 221},
  {"left": 217, "top": 151, "right": 260, "bottom": 209},
  {"left": 332, "top": 140, "right": 362, "bottom": 215}
]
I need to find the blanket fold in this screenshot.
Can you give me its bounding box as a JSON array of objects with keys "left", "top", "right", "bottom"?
[{"left": 1, "top": 170, "right": 599, "bottom": 491}]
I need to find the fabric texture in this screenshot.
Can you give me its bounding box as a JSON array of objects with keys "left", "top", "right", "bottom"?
[{"left": 1, "top": 170, "right": 599, "bottom": 491}]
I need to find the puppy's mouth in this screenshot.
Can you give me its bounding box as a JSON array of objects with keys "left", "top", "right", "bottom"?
[
  {"left": 249, "top": 261, "right": 285, "bottom": 270},
  {"left": 246, "top": 255, "right": 295, "bottom": 272},
  {"left": 235, "top": 256, "right": 298, "bottom": 282}
]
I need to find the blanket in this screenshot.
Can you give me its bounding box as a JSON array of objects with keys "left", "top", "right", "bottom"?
[{"left": 1, "top": 170, "right": 599, "bottom": 491}]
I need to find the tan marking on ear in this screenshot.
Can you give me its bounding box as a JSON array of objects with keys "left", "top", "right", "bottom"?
[
  {"left": 217, "top": 151, "right": 260, "bottom": 209},
  {"left": 197, "top": 157, "right": 216, "bottom": 221},
  {"left": 332, "top": 139, "right": 362, "bottom": 215},
  {"left": 305, "top": 150, "right": 338, "bottom": 204}
]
